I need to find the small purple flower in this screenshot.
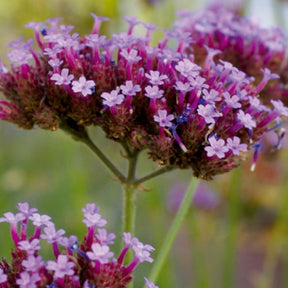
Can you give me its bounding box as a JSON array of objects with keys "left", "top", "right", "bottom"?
[
  {"left": 86, "top": 243, "right": 114, "bottom": 263},
  {"left": 229, "top": 69, "right": 247, "bottom": 83},
  {"left": 101, "top": 90, "right": 125, "bottom": 107},
  {"left": 223, "top": 92, "right": 241, "bottom": 108},
  {"left": 0, "top": 212, "right": 25, "bottom": 224},
  {"left": 72, "top": 76, "right": 95, "bottom": 96},
  {"left": 29, "top": 213, "right": 52, "bottom": 227},
  {"left": 237, "top": 110, "right": 256, "bottom": 130},
  {"left": 123, "top": 232, "right": 133, "bottom": 246},
  {"left": 205, "top": 136, "right": 229, "bottom": 159},
  {"left": 174, "top": 81, "right": 191, "bottom": 93},
  {"left": 202, "top": 89, "right": 221, "bottom": 103},
  {"left": 197, "top": 104, "right": 222, "bottom": 124},
  {"left": 120, "top": 80, "right": 141, "bottom": 96},
  {"left": 131, "top": 238, "right": 155, "bottom": 263},
  {"left": 16, "top": 271, "right": 40, "bottom": 288},
  {"left": 0, "top": 268, "right": 7, "bottom": 284},
  {"left": 22, "top": 255, "right": 44, "bottom": 272},
  {"left": 82, "top": 203, "right": 99, "bottom": 215},
  {"left": 7, "top": 48, "right": 33, "bottom": 66},
  {"left": 47, "top": 255, "right": 75, "bottom": 279},
  {"left": 41, "top": 224, "right": 65, "bottom": 244},
  {"left": 145, "top": 71, "right": 168, "bottom": 85},
  {"left": 144, "top": 85, "right": 164, "bottom": 99},
  {"left": 226, "top": 136, "right": 248, "bottom": 155},
  {"left": 145, "top": 278, "right": 159, "bottom": 288},
  {"left": 175, "top": 59, "right": 201, "bottom": 78},
  {"left": 51, "top": 68, "right": 74, "bottom": 85},
  {"left": 188, "top": 75, "right": 208, "bottom": 90},
  {"left": 18, "top": 239, "right": 41, "bottom": 255},
  {"left": 17, "top": 202, "right": 37, "bottom": 218},
  {"left": 153, "top": 109, "right": 175, "bottom": 128},
  {"left": 120, "top": 49, "right": 142, "bottom": 63},
  {"left": 95, "top": 228, "right": 116, "bottom": 245},
  {"left": 82, "top": 212, "right": 107, "bottom": 228},
  {"left": 43, "top": 47, "right": 62, "bottom": 58},
  {"left": 271, "top": 99, "right": 288, "bottom": 117},
  {"left": 82, "top": 206, "right": 107, "bottom": 228},
  {"left": 58, "top": 235, "right": 78, "bottom": 249}
]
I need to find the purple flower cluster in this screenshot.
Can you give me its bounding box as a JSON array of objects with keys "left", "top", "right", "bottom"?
[
  {"left": 0, "top": 202, "right": 156, "bottom": 288},
  {"left": 0, "top": 14, "right": 287, "bottom": 179},
  {"left": 173, "top": 4, "right": 288, "bottom": 106}
]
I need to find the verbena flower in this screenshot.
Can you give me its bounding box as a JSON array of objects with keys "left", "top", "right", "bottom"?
[
  {"left": 0, "top": 202, "right": 157, "bottom": 288},
  {"left": 0, "top": 14, "right": 287, "bottom": 179},
  {"left": 173, "top": 4, "right": 288, "bottom": 107}
]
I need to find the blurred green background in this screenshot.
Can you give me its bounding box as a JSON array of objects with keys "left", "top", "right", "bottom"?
[{"left": 1, "top": 0, "right": 288, "bottom": 287}]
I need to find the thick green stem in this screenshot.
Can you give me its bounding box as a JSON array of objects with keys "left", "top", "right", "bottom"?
[
  {"left": 123, "top": 152, "right": 138, "bottom": 237},
  {"left": 222, "top": 168, "right": 241, "bottom": 288},
  {"left": 148, "top": 176, "right": 200, "bottom": 284}
]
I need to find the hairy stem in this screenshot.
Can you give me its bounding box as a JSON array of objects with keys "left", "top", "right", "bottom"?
[{"left": 148, "top": 176, "right": 200, "bottom": 284}]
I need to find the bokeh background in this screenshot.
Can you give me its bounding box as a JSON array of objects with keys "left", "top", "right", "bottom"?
[{"left": 0, "top": 0, "right": 288, "bottom": 287}]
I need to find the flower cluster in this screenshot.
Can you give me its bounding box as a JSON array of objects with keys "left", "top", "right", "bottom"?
[
  {"left": 0, "top": 202, "right": 156, "bottom": 288},
  {"left": 173, "top": 4, "right": 288, "bottom": 106},
  {"left": 0, "top": 14, "right": 287, "bottom": 179}
]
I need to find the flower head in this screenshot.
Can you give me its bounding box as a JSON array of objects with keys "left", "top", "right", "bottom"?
[
  {"left": 0, "top": 13, "right": 286, "bottom": 179},
  {"left": 0, "top": 202, "right": 156, "bottom": 288}
]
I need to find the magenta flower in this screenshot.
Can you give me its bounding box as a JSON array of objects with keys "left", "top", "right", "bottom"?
[
  {"left": 0, "top": 202, "right": 155, "bottom": 288},
  {"left": 0, "top": 13, "right": 286, "bottom": 179},
  {"left": 173, "top": 4, "right": 288, "bottom": 107}
]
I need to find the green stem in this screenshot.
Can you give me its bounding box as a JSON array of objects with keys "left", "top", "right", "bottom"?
[
  {"left": 123, "top": 152, "right": 138, "bottom": 237},
  {"left": 134, "top": 165, "right": 175, "bottom": 187},
  {"left": 222, "top": 168, "right": 241, "bottom": 288},
  {"left": 148, "top": 176, "right": 200, "bottom": 284},
  {"left": 60, "top": 122, "right": 125, "bottom": 183},
  {"left": 123, "top": 152, "right": 139, "bottom": 288}
]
